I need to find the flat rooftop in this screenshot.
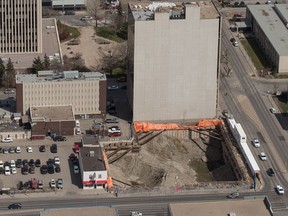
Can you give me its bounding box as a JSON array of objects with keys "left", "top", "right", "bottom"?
[
  {"left": 30, "top": 105, "right": 75, "bottom": 122},
  {"left": 16, "top": 71, "right": 106, "bottom": 83},
  {"left": 247, "top": 4, "right": 288, "bottom": 56},
  {"left": 82, "top": 135, "right": 100, "bottom": 146},
  {"left": 129, "top": 1, "right": 219, "bottom": 21},
  {"left": 169, "top": 199, "right": 271, "bottom": 216},
  {"left": 79, "top": 146, "right": 106, "bottom": 172},
  {"left": 0, "top": 18, "right": 62, "bottom": 70},
  {"left": 40, "top": 207, "right": 116, "bottom": 216}
]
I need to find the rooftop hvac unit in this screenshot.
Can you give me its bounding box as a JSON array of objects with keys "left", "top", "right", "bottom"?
[
  {"left": 228, "top": 213, "right": 236, "bottom": 216},
  {"left": 89, "top": 151, "right": 95, "bottom": 157}
]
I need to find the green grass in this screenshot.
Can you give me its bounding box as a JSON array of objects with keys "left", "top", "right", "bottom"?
[
  {"left": 274, "top": 95, "right": 288, "bottom": 113},
  {"left": 57, "top": 21, "right": 80, "bottom": 41},
  {"left": 240, "top": 38, "right": 270, "bottom": 70},
  {"left": 95, "top": 27, "right": 125, "bottom": 43}
]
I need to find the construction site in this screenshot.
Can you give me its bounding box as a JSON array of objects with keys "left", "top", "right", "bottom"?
[{"left": 106, "top": 118, "right": 256, "bottom": 190}]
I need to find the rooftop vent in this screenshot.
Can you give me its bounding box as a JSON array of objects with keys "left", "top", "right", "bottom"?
[{"left": 89, "top": 151, "right": 95, "bottom": 157}]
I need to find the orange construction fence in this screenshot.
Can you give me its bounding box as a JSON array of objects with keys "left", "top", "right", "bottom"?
[{"left": 134, "top": 119, "right": 223, "bottom": 133}]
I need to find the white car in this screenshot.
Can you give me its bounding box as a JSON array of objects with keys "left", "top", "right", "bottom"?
[
  {"left": 73, "top": 165, "right": 79, "bottom": 174},
  {"left": 108, "top": 85, "right": 119, "bottom": 90},
  {"left": 4, "top": 166, "right": 10, "bottom": 175},
  {"left": 10, "top": 160, "right": 15, "bottom": 168},
  {"left": 260, "top": 152, "right": 267, "bottom": 161},
  {"left": 276, "top": 185, "right": 285, "bottom": 195},
  {"left": 50, "top": 179, "right": 56, "bottom": 188},
  {"left": 0, "top": 161, "right": 3, "bottom": 168},
  {"left": 1, "top": 137, "right": 13, "bottom": 143},
  {"left": 15, "top": 146, "right": 21, "bottom": 153},
  {"left": 54, "top": 157, "right": 60, "bottom": 165},
  {"left": 131, "top": 212, "right": 143, "bottom": 216},
  {"left": 252, "top": 138, "right": 260, "bottom": 148},
  {"left": 270, "top": 107, "right": 276, "bottom": 114},
  {"left": 233, "top": 41, "right": 239, "bottom": 47},
  {"left": 11, "top": 167, "right": 17, "bottom": 174},
  {"left": 27, "top": 147, "right": 33, "bottom": 153}
]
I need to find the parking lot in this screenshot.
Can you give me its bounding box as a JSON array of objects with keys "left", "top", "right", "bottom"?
[{"left": 0, "top": 135, "right": 82, "bottom": 194}]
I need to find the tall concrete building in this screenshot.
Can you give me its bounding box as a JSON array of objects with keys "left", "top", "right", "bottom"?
[
  {"left": 0, "top": 0, "right": 42, "bottom": 54},
  {"left": 16, "top": 70, "right": 107, "bottom": 118},
  {"left": 127, "top": 1, "right": 221, "bottom": 122}
]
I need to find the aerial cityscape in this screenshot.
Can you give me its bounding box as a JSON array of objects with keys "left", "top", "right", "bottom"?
[{"left": 0, "top": 0, "right": 288, "bottom": 215}]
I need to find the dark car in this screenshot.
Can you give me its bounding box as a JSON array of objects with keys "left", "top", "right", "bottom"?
[
  {"left": 4, "top": 161, "right": 10, "bottom": 167},
  {"left": 227, "top": 192, "right": 240, "bottom": 199},
  {"left": 53, "top": 136, "right": 66, "bottom": 142},
  {"left": 22, "top": 165, "right": 29, "bottom": 175},
  {"left": 9, "top": 147, "right": 15, "bottom": 154},
  {"left": 48, "top": 164, "right": 54, "bottom": 174},
  {"left": 3, "top": 148, "right": 8, "bottom": 154},
  {"left": 50, "top": 144, "right": 57, "bottom": 153},
  {"left": 22, "top": 159, "right": 28, "bottom": 166},
  {"left": 69, "top": 153, "right": 77, "bottom": 161},
  {"left": 234, "top": 1, "right": 239, "bottom": 6},
  {"left": 17, "top": 181, "right": 24, "bottom": 190},
  {"left": 40, "top": 165, "right": 48, "bottom": 174},
  {"left": 39, "top": 145, "right": 46, "bottom": 152},
  {"left": 35, "top": 159, "right": 41, "bottom": 167},
  {"left": 29, "top": 165, "right": 35, "bottom": 174},
  {"left": 28, "top": 159, "right": 35, "bottom": 166},
  {"left": 64, "top": 10, "right": 75, "bottom": 15},
  {"left": 47, "top": 158, "right": 54, "bottom": 166},
  {"left": 16, "top": 159, "right": 22, "bottom": 168},
  {"left": 55, "top": 165, "right": 61, "bottom": 173},
  {"left": 0, "top": 167, "right": 4, "bottom": 174},
  {"left": 267, "top": 168, "right": 275, "bottom": 176},
  {"left": 8, "top": 203, "right": 22, "bottom": 209},
  {"left": 240, "top": 1, "right": 246, "bottom": 6},
  {"left": 0, "top": 147, "right": 2, "bottom": 153}
]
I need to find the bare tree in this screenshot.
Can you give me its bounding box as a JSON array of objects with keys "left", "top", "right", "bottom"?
[{"left": 87, "top": 0, "right": 101, "bottom": 28}]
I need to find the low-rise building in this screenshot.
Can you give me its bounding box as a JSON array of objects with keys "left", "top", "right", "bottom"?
[
  {"left": 51, "top": 0, "right": 86, "bottom": 9},
  {"left": 30, "top": 105, "right": 76, "bottom": 139},
  {"left": 16, "top": 70, "right": 107, "bottom": 118},
  {"left": 78, "top": 146, "right": 108, "bottom": 189}
]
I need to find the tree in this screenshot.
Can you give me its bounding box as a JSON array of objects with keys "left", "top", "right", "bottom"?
[
  {"left": 5, "top": 58, "right": 16, "bottom": 88},
  {"left": 43, "top": 54, "right": 51, "bottom": 70},
  {"left": 32, "top": 56, "right": 44, "bottom": 74},
  {"left": 0, "top": 58, "right": 5, "bottom": 86},
  {"left": 87, "top": 0, "right": 101, "bottom": 28}
]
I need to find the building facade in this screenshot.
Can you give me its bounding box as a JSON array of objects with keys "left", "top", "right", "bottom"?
[
  {"left": 51, "top": 0, "right": 86, "bottom": 9},
  {"left": 246, "top": 4, "right": 288, "bottom": 73},
  {"left": 16, "top": 70, "right": 107, "bottom": 117},
  {"left": 127, "top": 1, "right": 221, "bottom": 122},
  {"left": 0, "top": 0, "right": 42, "bottom": 54}
]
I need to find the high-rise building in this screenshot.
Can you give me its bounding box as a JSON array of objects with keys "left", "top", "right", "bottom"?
[
  {"left": 127, "top": 1, "right": 221, "bottom": 122},
  {"left": 0, "top": 0, "right": 42, "bottom": 54}
]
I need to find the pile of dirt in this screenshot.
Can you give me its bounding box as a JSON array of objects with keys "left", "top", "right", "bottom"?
[{"left": 109, "top": 133, "right": 236, "bottom": 189}]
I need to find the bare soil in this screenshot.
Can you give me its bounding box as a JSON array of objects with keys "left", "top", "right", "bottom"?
[{"left": 109, "top": 134, "right": 236, "bottom": 189}]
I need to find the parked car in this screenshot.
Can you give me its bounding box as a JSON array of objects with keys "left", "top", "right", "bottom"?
[
  {"left": 54, "top": 157, "right": 60, "bottom": 165},
  {"left": 29, "top": 165, "right": 35, "bottom": 174},
  {"left": 17, "top": 181, "right": 24, "bottom": 190},
  {"left": 73, "top": 164, "right": 79, "bottom": 174},
  {"left": 38, "top": 180, "right": 43, "bottom": 189},
  {"left": 131, "top": 212, "right": 143, "bottom": 216},
  {"left": 22, "top": 165, "right": 29, "bottom": 175},
  {"left": 64, "top": 10, "right": 75, "bottom": 15},
  {"left": 11, "top": 167, "right": 17, "bottom": 174},
  {"left": 27, "top": 147, "right": 33, "bottom": 153},
  {"left": 50, "top": 179, "right": 56, "bottom": 188},
  {"left": 35, "top": 159, "right": 41, "bottom": 167},
  {"left": 48, "top": 164, "right": 54, "bottom": 174},
  {"left": 276, "top": 185, "right": 285, "bottom": 195},
  {"left": 40, "top": 165, "right": 48, "bottom": 174},
  {"left": 0, "top": 168, "right": 3, "bottom": 174},
  {"left": 107, "top": 85, "right": 119, "bottom": 90},
  {"left": 9, "top": 147, "right": 15, "bottom": 154},
  {"left": 57, "top": 179, "right": 63, "bottom": 189},
  {"left": 80, "top": 16, "right": 93, "bottom": 21},
  {"left": 69, "top": 153, "right": 77, "bottom": 161},
  {"left": 55, "top": 165, "right": 61, "bottom": 173},
  {"left": 3, "top": 148, "right": 8, "bottom": 154},
  {"left": 0, "top": 160, "right": 3, "bottom": 168},
  {"left": 16, "top": 159, "right": 22, "bottom": 168},
  {"left": 1, "top": 137, "right": 13, "bottom": 143},
  {"left": 28, "top": 159, "right": 35, "bottom": 166},
  {"left": 267, "top": 168, "right": 275, "bottom": 176},
  {"left": 47, "top": 158, "right": 54, "bottom": 166},
  {"left": 22, "top": 159, "right": 28, "bottom": 166},
  {"left": 53, "top": 136, "right": 66, "bottom": 142},
  {"left": 4, "top": 88, "right": 15, "bottom": 94},
  {"left": 5, "top": 166, "right": 10, "bottom": 175},
  {"left": 8, "top": 203, "right": 22, "bottom": 209},
  {"left": 15, "top": 146, "right": 21, "bottom": 153},
  {"left": 51, "top": 144, "right": 58, "bottom": 153},
  {"left": 39, "top": 145, "right": 46, "bottom": 152},
  {"left": 10, "top": 160, "right": 15, "bottom": 168}
]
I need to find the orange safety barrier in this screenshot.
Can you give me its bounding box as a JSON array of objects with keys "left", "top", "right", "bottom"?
[
  {"left": 107, "top": 176, "right": 113, "bottom": 189},
  {"left": 134, "top": 119, "right": 223, "bottom": 133}
]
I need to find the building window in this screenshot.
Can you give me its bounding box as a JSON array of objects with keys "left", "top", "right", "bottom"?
[
  {"left": 89, "top": 174, "right": 93, "bottom": 180},
  {"left": 98, "top": 174, "right": 102, "bottom": 179}
]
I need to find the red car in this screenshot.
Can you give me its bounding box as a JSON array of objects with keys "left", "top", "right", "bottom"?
[{"left": 73, "top": 144, "right": 80, "bottom": 154}]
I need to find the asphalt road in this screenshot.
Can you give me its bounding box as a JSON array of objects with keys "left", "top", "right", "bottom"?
[{"left": 218, "top": 7, "right": 288, "bottom": 215}]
